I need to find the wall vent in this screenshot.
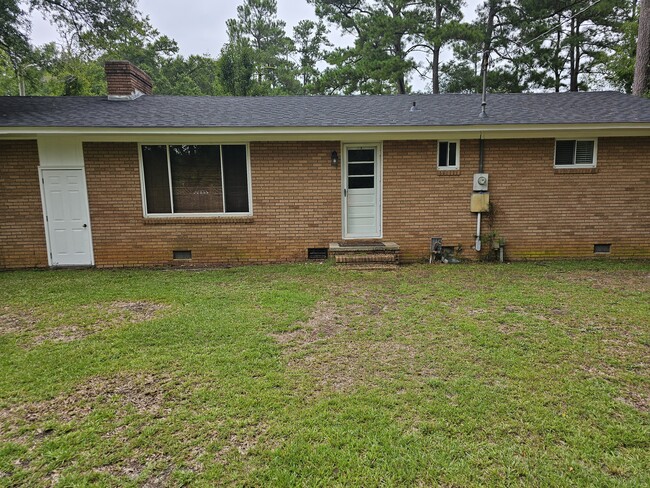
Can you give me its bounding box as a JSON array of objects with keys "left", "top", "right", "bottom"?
[
  {"left": 173, "top": 250, "right": 192, "bottom": 260},
  {"left": 307, "top": 248, "right": 328, "bottom": 260},
  {"left": 594, "top": 244, "right": 611, "bottom": 254}
]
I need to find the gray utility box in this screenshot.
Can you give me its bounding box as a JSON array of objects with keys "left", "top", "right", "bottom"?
[{"left": 473, "top": 173, "right": 489, "bottom": 192}]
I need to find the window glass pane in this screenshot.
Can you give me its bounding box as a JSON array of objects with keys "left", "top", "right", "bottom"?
[
  {"left": 348, "top": 149, "right": 375, "bottom": 162},
  {"left": 448, "top": 142, "right": 457, "bottom": 166},
  {"left": 555, "top": 140, "right": 575, "bottom": 165},
  {"left": 142, "top": 145, "right": 171, "bottom": 214},
  {"left": 222, "top": 145, "right": 249, "bottom": 213},
  {"left": 170, "top": 145, "right": 223, "bottom": 213},
  {"left": 438, "top": 142, "right": 448, "bottom": 167},
  {"left": 348, "top": 176, "right": 374, "bottom": 189},
  {"left": 576, "top": 140, "right": 594, "bottom": 165},
  {"left": 348, "top": 163, "right": 374, "bottom": 176}
]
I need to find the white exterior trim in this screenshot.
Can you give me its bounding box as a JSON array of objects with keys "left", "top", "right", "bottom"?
[
  {"left": 553, "top": 138, "right": 598, "bottom": 168},
  {"left": 437, "top": 140, "right": 461, "bottom": 170},
  {"left": 342, "top": 142, "right": 383, "bottom": 240},
  {"left": 137, "top": 142, "right": 253, "bottom": 218},
  {"left": 3, "top": 123, "right": 650, "bottom": 141}
]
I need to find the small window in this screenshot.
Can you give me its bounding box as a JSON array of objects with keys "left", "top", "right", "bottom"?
[
  {"left": 141, "top": 144, "right": 251, "bottom": 216},
  {"left": 555, "top": 139, "right": 597, "bottom": 167},
  {"left": 438, "top": 141, "right": 459, "bottom": 169}
]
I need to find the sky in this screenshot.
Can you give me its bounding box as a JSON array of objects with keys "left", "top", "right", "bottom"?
[{"left": 29, "top": 0, "right": 483, "bottom": 91}]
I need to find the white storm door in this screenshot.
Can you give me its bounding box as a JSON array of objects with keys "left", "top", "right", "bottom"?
[
  {"left": 41, "top": 169, "right": 93, "bottom": 266},
  {"left": 344, "top": 145, "right": 381, "bottom": 238}
]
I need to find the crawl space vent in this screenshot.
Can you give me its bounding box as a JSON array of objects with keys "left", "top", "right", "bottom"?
[
  {"left": 173, "top": 250, "right": 192, "bottom": 260},
  {"left": 307, "top": 248, "right": 328, "bottom": 260},
  {"left": 594, "top": 244, "right": 611, "bottom": 254}
]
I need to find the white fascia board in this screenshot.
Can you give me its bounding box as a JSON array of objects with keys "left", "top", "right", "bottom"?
[{"left": 1, "top": 123, "right": 650, "bottom": 141}]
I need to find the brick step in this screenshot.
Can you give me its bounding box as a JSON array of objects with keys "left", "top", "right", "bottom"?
[
  {"left": 335, "top": 253, "right": 397, "bottom": 264},
  {"left": 336, "top": 263, "right": 398, "bottom": 271}
]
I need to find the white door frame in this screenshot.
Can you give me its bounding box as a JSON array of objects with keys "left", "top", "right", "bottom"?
[
  {"left": 342, "top": 142, "right": 383, "bottom": 239},
  {"left": 39, "top": 167, "right": 95, "bottom": 267}
]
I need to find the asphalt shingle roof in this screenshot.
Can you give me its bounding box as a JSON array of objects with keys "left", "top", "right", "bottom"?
[{"left": 1, "top": 91, "right": 649, "bottom": 129}]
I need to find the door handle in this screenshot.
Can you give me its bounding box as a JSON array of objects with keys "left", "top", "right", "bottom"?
[
  {"left": 82, "top": 224, "right": 87, "bottom": 228},
  {"left": 344, "top": 189, "right": 347, "bottom": 197}
]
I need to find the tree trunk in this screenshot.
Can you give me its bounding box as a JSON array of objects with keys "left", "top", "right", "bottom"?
[
  {"left": 633, "top": 0, "right": 650, "bottom": 96},
  {"left": 569, "top": 17, "right": 579, "bottom": 91},
  {"left": 554, "top": 18, "right": 562, "bottom": 92},
  {"left": 432, "top": 47, "right": 440, "bottom": 94},
  {"left": 431, "top": 2, "right": 442, "bottom": 94}
]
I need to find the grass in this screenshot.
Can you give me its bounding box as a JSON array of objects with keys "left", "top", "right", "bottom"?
[{"left": 0, "top": 260, "right": 648, "bottom": 486}]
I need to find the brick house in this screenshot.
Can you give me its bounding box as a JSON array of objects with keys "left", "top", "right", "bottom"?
[{"left": 1, "top": 60, "right": 649, "bottom": 269}]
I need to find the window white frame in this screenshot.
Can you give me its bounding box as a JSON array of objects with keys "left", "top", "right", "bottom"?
[
  {"left": 138, "top": 142, "right": 253, "bottom": 218},
  {"left": 553, "top": 138, "right": 598, "bottom": 168},
  {"left": 437, "top": 140, "right": 460, "bottom": 170}
]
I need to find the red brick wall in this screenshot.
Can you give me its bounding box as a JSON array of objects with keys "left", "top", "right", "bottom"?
[
  {"left": 2, "top": 137, "right": 649, "bottom": 269},
  {"left": 0, "top": 140, "right": 48, "bottom": 268},
  {"left": 104, "top": 61, "right": 153, "bottom": 96},
  {"left": 383, "top": 138, "right": 650, "bottom": 261},
  {"left": 486, "top": 137, "right": 650, "bottom": 259},
  {"left": 82, "top": 142, "right": 341, "bottom": 266}
]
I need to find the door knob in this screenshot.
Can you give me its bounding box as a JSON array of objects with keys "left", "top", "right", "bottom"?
[{"left": 83, "top": 224, "right": 87, "bottom": 228}]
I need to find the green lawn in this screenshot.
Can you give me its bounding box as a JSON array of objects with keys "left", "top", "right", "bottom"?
[{"left": 0, "top": 261, "right": 648, "bottom": 486}]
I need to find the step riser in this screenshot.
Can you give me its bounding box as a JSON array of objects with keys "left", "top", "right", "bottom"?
[
  {"left": 335, "top": 254, "right": 397, "bottom": 264},
  {"left": 329, "top": 241, "right": 400, "bottom": 269}
]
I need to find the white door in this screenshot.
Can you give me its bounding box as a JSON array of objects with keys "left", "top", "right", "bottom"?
[
  {"left": 41, "top": 169, "right": 93, "bottom": 266},
  {"left": 343, "top": 145, "right": 382, "bottom": 239}
]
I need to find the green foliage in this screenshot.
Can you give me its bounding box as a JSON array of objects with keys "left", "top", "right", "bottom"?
[
  {"left": 217, "top": 39, "right": 257, "bottom": 96},
  {"left": 226, "top": 0, "right": 300, "bottom": 94},
  {"left": 0, "top": 0, "right": 643, "bottom": 97},
  {"left": 310, "top": 0, "right": 425, "bottom": 94},
  {"left": 293, "top": 19, "right": 330, "bottom": 93}
]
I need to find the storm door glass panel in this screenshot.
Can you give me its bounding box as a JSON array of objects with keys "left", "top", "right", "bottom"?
[
  {"left": 142, "top": 145, "right": 172, "bottom": 214},
  {"left": 222, "top": 145, "right": 249, "bottom": 213},
  {"left": 555, "top": 140, "right": 575, "bottom": 165},
  {"left": 347, "top": 152, "right": 375, "bottom": 189},
  {"left": 169, "top": 145, "right": 223, "bottom": 213},
  {"left": 347, "top": 149, "right": 375, "bottom": 162}
]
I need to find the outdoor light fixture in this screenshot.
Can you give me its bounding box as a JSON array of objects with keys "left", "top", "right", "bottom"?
[{"left": 331, "top": 150, "right": 339, "bottom": 166}]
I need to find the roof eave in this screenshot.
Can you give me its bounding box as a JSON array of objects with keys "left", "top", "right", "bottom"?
[{"left": 2, "top": 122, "right": 650, "bottom": 141}]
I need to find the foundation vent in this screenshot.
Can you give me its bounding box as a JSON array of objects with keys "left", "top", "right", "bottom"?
[
  {"left": 173, "top": 250, "right": 192, "bottom": 260},
  {"left": 594, "top": 244, "right": 611, "bottom": 254},
  {"left": 307, "top": 248, "right": 328, "bottom": 260}
]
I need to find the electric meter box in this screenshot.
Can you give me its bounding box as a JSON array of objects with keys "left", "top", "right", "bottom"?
[{"left": 473, "top": 173, "right": 489, "bottom": 192}]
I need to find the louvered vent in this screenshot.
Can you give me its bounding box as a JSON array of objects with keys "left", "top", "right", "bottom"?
[
  {"left": 594, "top": 244, "right": 611, "bottom": 254},
  {"left": 307, "top": 248, "right": 328, "bottom": 260}
]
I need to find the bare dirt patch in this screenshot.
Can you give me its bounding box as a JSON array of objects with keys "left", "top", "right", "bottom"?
[
  {"left": 291, "top": 340, "right": 428, "bottom": 392},
  {"left": 1, "top": 301, "right": 168, "bottom": 347},
  {"left": 0, "top": 307, "right": 39, "bottom": 335},
  {"left": 0, "top": 372, "right": 181, "bottom": 442},
  {"left": 214, "top": 423, "right": 278, "bottom": 465},
  {"left": 549, "top": 270, "right": 650, "bottom": 293},
  {"left": 273, "top": 287, "right": 430, "bottom": 392},
  {"left": 271, "top": 300, "right": 349, "bottom": 347}
]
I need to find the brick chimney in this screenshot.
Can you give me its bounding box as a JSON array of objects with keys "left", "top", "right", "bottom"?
[{"left": 104, "top": 60, "right": 153, "bottom": 100}]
